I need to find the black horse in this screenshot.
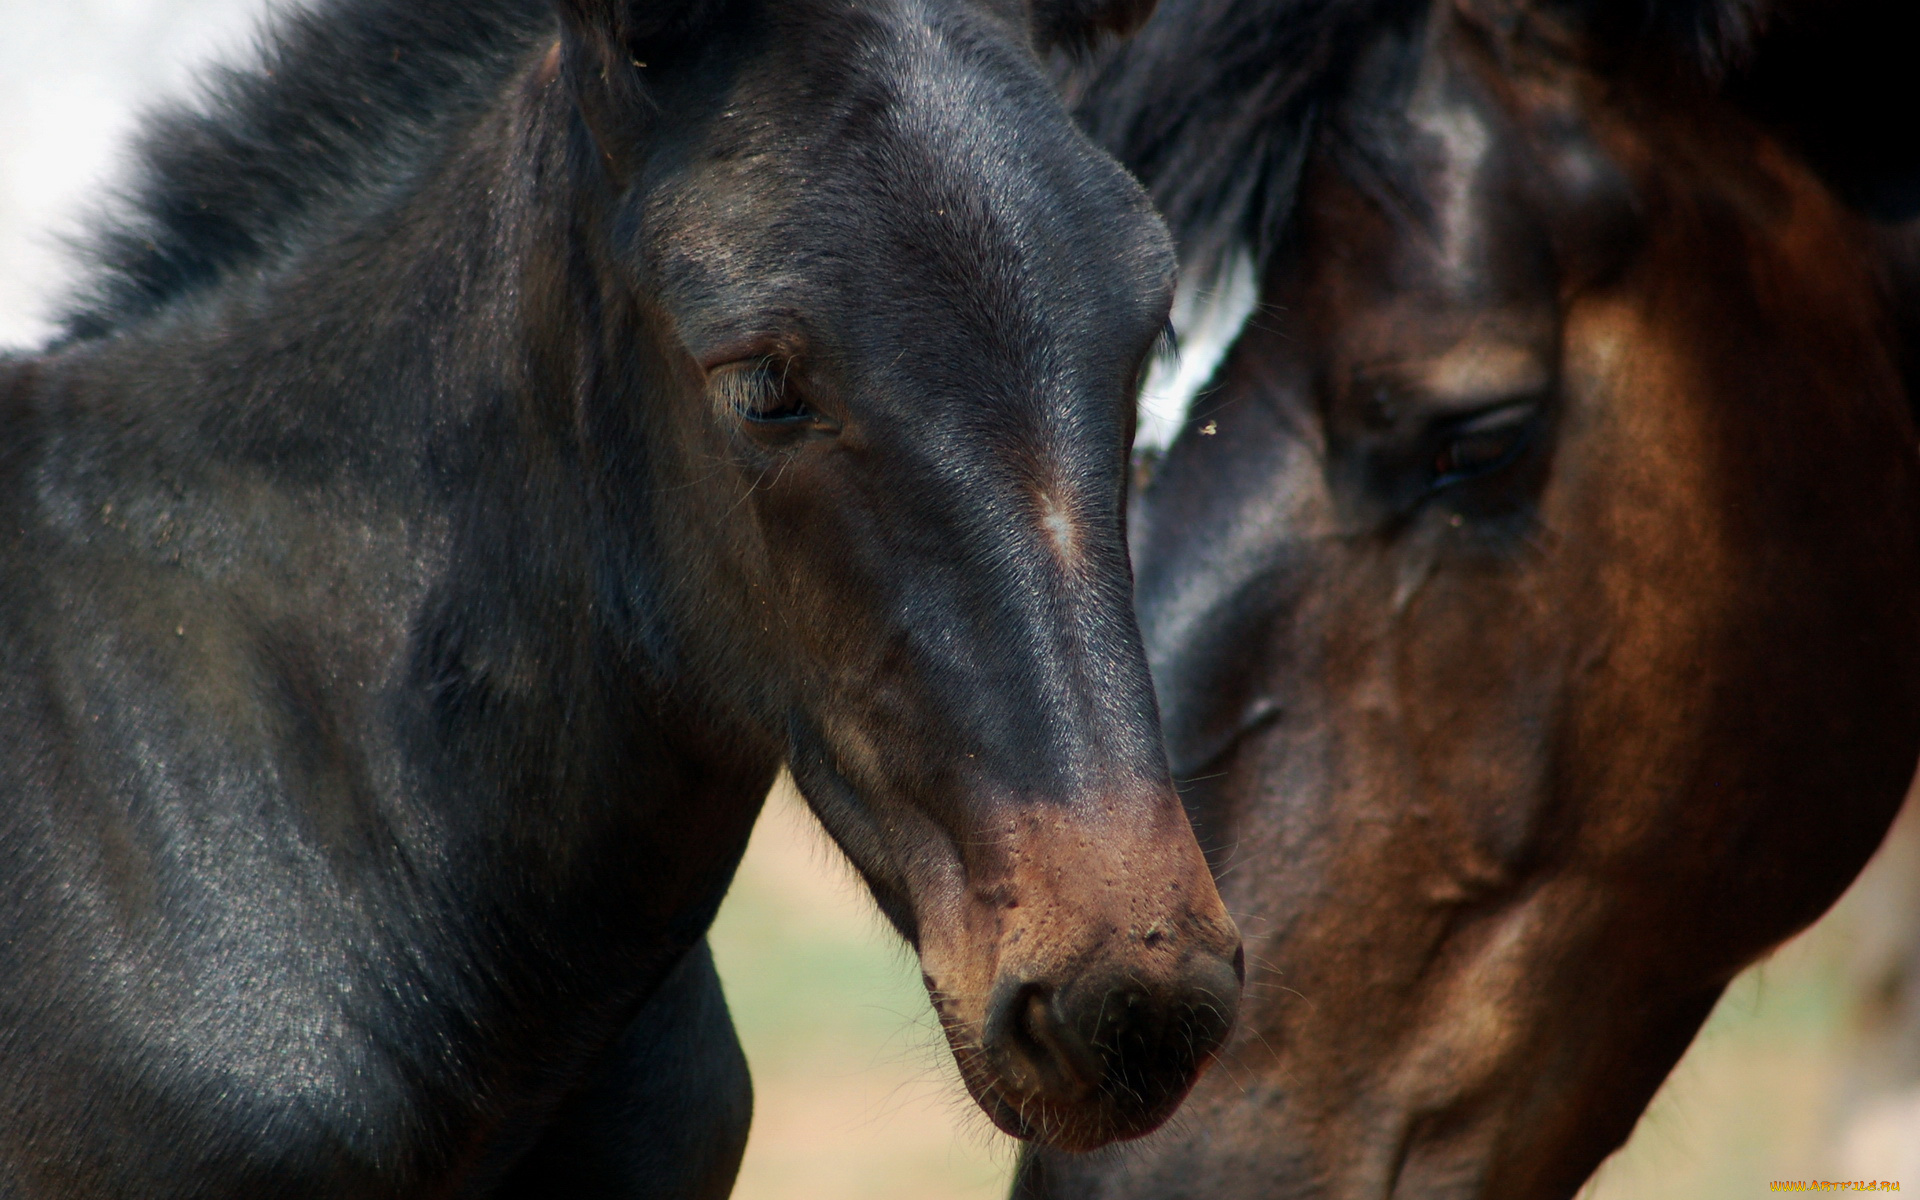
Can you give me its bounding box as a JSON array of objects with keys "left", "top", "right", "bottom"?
[{"left": 0, "top": 0, "right": 1244, "bottom": 1193}]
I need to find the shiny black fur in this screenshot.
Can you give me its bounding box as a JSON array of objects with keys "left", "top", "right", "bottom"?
[
  {"left": 0, "top": 0, "right": 1180, "bottom": 1191},
  {"left": 60, "top": 0, "right": 553, "bottom": 341}
]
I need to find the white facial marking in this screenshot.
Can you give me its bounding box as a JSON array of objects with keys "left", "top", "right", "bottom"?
[
  {"left": 1038, "top": 490, "right": 1080, "bottom": 568},
  {"left": 1135, "top": 247, "right": 1261, "bottom": 456},
  {"left": 1410, "top": 92, "right": 1495, "bottom": 288}
]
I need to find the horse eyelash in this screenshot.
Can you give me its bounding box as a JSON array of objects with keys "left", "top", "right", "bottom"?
[{"left": 713, "top": 360, "right": 796, "bottom": 420}]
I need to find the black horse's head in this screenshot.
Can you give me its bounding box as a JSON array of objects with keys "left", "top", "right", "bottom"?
[{"left": 543, "top": 0, "right": 1240, "bottom": 1150}]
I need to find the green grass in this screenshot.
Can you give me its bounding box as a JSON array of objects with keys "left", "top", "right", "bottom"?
[{"left": 708, "top": 783, "right": 1016, "bottom": 1200}]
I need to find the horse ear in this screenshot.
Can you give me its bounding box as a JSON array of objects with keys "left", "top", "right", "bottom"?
[
  {"left": 552, "top": 0, "right": 719, "bottom": 168},
  {"left": 553, "top": 0, "right": 718, "bottom": 61},
  {"left": 1031, "top": 0, "right": 1160, "bottom": 51}
]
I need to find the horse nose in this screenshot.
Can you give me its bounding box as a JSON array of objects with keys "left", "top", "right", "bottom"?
[{"left": 987, "top": 951, "right": 1241, "bottom": 1128}]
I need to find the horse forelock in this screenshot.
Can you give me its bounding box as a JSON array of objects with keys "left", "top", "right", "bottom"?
[
  {"left": 58, "top": 0, "right": 554, "bottom": 345},
  {"left": 1060, "top": 0, "right": 1780, "bottom": 291},
  {"left": 1616, "top": 0, "right": 1779, "bottom": 72},
  {"left": 1057, "top": 0, "right": 1398, "bottom": 278}
]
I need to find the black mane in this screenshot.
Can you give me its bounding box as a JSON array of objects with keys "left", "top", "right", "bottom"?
[
  {"left": 61, "top": 0, "right": 551, "bottom": 342},
  {"left": 1059, "top": 0, "right": 1777, "bottom": 279},
  {"left": 1055, "top": 0, "right": 1384, "bottom": 280},
  {"left": 70, "top": 0, "right": 1781, "bottom": 341}
]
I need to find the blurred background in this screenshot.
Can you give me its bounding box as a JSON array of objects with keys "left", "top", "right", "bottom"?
[{"left": 1, "top": 1, "right": 1912, "bottom": 1192}]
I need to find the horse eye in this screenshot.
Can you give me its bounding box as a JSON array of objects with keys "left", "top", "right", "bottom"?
[
  {"left": 1431, "top": 403, "right": 1536, "bottom": 488},
  {"left": 713, "top": 360, "right": 813, "bottom": 424}
]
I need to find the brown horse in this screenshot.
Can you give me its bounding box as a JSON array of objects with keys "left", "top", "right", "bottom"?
[{"left": 1020, "top": 0, "right": 1920, "bottom": 1196}]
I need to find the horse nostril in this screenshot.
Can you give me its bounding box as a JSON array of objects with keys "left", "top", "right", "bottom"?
[
  {"left": 987, "top": 956, "right": 1240, "bottom": 1122},
  {"left": 1232, "top": 943, "right": 1246, "bottom": 986},
  {"left": 989, "top": 981, "right": 1102, "bottom": 1101}
]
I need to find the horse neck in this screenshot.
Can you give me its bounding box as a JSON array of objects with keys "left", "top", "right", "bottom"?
[{"left": 27, "top": 66, "right": 771, "bottom": 974}]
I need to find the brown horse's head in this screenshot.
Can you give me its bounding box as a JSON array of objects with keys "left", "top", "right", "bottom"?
[
  {"left": 549, "top": 0, "right": 1238, "bottom": 1150},
  {"left": 1027, "top": 0, "right": 1920, "bottom": 1191}
]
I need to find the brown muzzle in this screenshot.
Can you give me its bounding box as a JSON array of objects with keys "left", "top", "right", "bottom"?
[{"left": 916, "top": 792, "right": 1242, "bottom": 1151}]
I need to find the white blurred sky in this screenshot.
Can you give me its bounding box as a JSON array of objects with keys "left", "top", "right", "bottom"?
[{"left": 0, "top": 0, "right": 276, "bottom": 349}]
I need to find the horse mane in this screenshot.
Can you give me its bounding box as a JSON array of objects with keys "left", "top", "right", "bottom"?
[
  {"left": 1054, "top": 0, "right": 1383, "bottom": 283},
  {"left": 1059, "top": 0, "right": 1779, "bottom": 281},
  {"left": 1645, "top": 0, "right": 1774, "bottom": 70},
  {"left": 60, "top": 0, "right": 553, "bottom": 343},
  {"left": 62, "top": 0, "right": 1781, "bottom": 343}
]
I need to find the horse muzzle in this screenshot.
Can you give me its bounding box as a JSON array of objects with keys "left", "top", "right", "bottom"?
[
  {"left": 919, "top": 796, "right": 1244, "bottom": 1151},
  {"left": 977, "top": 950, "right": 1242, "bottom": 1148}
]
